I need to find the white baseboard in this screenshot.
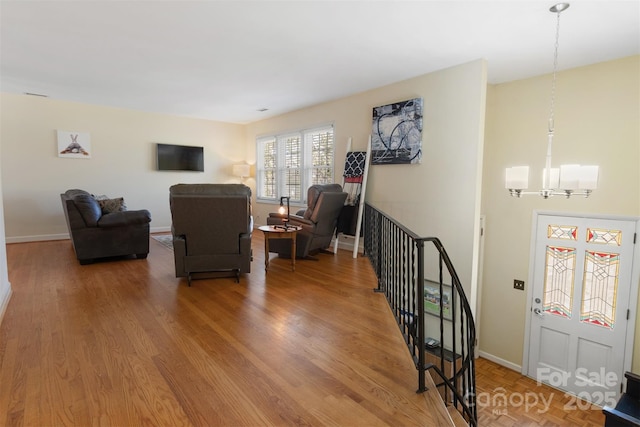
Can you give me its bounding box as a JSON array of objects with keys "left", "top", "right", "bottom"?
[
  {"left": 6, "top": 226, "right": 173, "bottom": 243},
  {"left": 150, "top": 226, "right": 171, "bottom": 233},
  {"left": 334, "top": 234, "right": 364, "bottom": 254},
  {"left": 5, "top": 233, "right": 69, "bottom": 243},
  {"left": 0, "top": 284, "right": 12, "bottom": 326},
  {"left": 477, "top": 350, "right": 522, "bottom": 372}
]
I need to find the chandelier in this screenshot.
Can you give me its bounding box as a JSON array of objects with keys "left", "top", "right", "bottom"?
[{"left": 505, "top": 3, "right": 599, "bottom": 199}]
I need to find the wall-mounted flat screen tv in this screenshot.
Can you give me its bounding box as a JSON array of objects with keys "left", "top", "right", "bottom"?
[{"left": 156, "top": 143, "right": 204, "bottom": 172}]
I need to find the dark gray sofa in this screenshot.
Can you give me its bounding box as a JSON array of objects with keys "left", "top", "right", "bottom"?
[
  {"left": 169, "top": 183, "right": 253, "bottom": 285},
  {"left": 61, "top": 189, "right": 151, "bottom": 264}
]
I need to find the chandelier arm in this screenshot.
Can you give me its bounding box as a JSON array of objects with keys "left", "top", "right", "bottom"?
[{"left": 508, "top": 189, "right": 593, "bottom": 199}]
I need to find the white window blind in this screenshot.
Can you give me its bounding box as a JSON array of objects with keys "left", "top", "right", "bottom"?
[{"left": 257, "top": 124, "right": 334, "bottom": 203}]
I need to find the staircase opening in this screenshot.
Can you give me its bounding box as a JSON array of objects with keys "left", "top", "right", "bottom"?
[{"left": 363, "top": 203, "right": 478, "bottom": 426}]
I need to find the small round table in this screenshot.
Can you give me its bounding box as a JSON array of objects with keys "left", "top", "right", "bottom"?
[{"left": 258, "top": 225, "right": 302, "bottom": 272}]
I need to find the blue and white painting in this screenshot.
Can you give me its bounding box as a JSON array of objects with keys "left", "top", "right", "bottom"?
[{"left": 371, "top": 98, "right": 422, "bottom": 165}]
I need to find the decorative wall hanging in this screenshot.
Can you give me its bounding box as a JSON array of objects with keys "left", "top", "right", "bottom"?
[
  {"left": 58, "top": 131, "right": 91, "bottom": 158},
  {"left": 371, "top": 97, "right": 423, "bottom": 165},
  {"left": 424, "top": 281, "right": 452, "bottom": 320}
]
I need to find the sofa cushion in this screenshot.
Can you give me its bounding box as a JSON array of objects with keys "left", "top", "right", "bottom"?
[
  {"left": 97, "top": 197, "right": 127, "bottom": 214},
  {"left": 303, "top": 186, "right": 322, "bottom": 220},
  {"left": 98, "top": 210, "right": 151, "bottom": 228},
  {"left": 73, "top": 194, "right": 102, "bottom": 227},
  {"left": 170, "top": 183, "right": 251, "bottom": 198},
  {"left": 303, "top": 184, "right": 344, "bottom": 220},
  {"left": 65, "top": 189, "right": 91, "bottom": 199}
]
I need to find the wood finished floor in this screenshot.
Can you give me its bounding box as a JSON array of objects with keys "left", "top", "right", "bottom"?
[
  {"left": 0, "top": 234, "right": 607, "bottom": 426},
  {"left": 475, "top": 358, "right": 605, "bottom": 426},
  {"left": 0, "top": 234, "right": 450, "bottom": 426}
]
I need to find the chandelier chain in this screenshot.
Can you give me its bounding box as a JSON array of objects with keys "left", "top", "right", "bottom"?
[{"left": 548, "top": 9, "right": 562, "bottom": 133}]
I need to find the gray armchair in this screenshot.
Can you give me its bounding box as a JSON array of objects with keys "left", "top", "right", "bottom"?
[
  {"left": 169, "top": 184, "right": 252, "bottom": 285},
  {"left": 61, "top": 189, "right": 151, "bottom": 264},
  {"left": 267, "top": 184, "right": 347, "bottom": 258}
]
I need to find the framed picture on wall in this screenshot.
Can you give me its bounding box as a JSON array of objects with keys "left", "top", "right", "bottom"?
[
  {"left": 371, "top": 97, "right": 423, "bottom": 165},
  {"left": 57, "top": 130, "right": 91, "bottom": 158},
  {"left": 424, "top": 280, "right": 452, "bottom": 320}
]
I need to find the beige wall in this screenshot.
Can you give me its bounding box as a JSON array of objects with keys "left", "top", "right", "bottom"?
[
  {"left": 246, "top": 60, "right": 487, "bottom": 297},
  {"left": 480, "top": 55, "right": 640, "bottom": 369},
  {"left": 0, "top": 61, "right": 487, "bottom": 332},
  {"left": 3, "top": 55, "right": 638, "bottom": 376},
  {"left": 0, "top": 93, "right": 246, "bottom": 241}
]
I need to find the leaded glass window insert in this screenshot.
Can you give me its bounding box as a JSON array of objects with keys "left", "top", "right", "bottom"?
[
  {"left": 580, "top": 250, "right": 620, "bottom": 329},
  {"left": 548, "top": 225, "right": 578, "bottom": 241},
  {"left": 543, "top": 246, "right": 576, "bottom": 318},
  {"left": 587, "top": 228, "right": 622, "bottom": 246}
]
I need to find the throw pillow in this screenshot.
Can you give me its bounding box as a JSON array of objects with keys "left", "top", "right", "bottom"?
[{"left": 96, "top": 197, "right": 127, "bottom": 214}]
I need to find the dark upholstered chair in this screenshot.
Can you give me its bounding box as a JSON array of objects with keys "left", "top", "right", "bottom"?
[
  {"left": 61, "top": 189, "right": 151, "bottom": 265},
  {"left": 169, "top": 184, "right": 252, "bottom": 285},
  {"left": 267, "top": 184, "right": 347, "bottom": 258}
]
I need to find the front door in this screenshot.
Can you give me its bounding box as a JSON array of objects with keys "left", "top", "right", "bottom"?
[{"left": 527, "top": 214, "right": 637, "bottom": 406}]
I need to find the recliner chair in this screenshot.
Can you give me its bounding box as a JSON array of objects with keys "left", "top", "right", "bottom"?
[
  {"left": 267, "top": 184, "right": 347, "bottom": 258},
  {"left": 169, "top": 183, "right": 252, "bottom": 285}
]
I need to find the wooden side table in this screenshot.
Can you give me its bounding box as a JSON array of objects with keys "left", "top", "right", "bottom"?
[{"left": 258, "top": 225, "right": 302, "bottom": 272}]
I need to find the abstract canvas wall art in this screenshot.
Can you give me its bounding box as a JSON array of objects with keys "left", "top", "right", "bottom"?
[
  {"left": 371, "top": 98, "right": 422, "bottom": 165},
  {"left": 58, "top": 130, "right": 91, "bottom": 158}
]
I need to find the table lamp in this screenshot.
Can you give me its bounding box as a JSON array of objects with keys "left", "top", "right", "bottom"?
[{"left": 276, "top": 196, "right": 292, "bottom": 230}]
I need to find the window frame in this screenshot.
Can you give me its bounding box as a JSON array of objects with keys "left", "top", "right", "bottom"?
[{"left": 256, "top": 124, "right": 335, "bottom": 205}]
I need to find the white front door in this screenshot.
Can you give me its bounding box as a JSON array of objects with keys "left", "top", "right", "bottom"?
[{"left": 527, "top": 214, "right": 637, "bottom": 406}]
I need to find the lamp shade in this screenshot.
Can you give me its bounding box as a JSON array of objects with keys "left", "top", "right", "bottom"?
[
  {"left": 505, "top": 166, "right": 529, "bottom": 190},
  {"left": 559, "top": 164, "right": 581, "bottom": 190},
  {"left": 578, "top": 165, "right": 599, "bottom": 190},
  {"left": 233, "top": 164, "right": 250, "bottom": 178}
]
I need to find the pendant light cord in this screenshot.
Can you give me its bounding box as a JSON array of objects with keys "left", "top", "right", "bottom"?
[{"left": 548, "top": 9, "right": 562, "bottom": 134}]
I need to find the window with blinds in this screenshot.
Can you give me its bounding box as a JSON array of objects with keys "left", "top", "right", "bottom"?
[{"left": 257, "top": 125, "right": 334, "bottom": 203}]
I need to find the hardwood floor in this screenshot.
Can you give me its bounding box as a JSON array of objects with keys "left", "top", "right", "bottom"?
[
  {"left": 0, "top": 234, "right": 451, "bottom": 426},
  {"left": 475, "top": 357, "right": 605, "bottom": 426},
  {"left": 0, "top": 234, "right": 607, "bottom": 426}
]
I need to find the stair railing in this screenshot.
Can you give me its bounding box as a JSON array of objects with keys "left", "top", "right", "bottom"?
[{"left": 363, "top": 203, "right": 477, "bottom": 426}]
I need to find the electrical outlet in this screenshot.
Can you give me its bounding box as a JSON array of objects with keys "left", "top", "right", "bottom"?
[{"left": 514, "top": 279, "right": 525, "bottom": 291}]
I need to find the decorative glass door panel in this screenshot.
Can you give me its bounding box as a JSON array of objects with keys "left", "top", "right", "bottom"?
[
  {"left": 580, "top": 250, "right": 620, "bottom": 329},
  {"left": 548, "top": 224, "right": 578, "bottom": 241},
  {"left": 543, "top": 246, "right": 576, "bottom": 318},
  {"left": 587, "top": 228, "right": 622, "bottom": 246}
]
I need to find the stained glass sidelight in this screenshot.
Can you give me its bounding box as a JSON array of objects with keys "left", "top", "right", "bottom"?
[
  {"left": 587, "top": 228, "right": 622, "bottom": 246},
  {"left": 580, "top": 250, "right": 620, "bottom": 329},
  {"left": 543, "top": 246, "right": 576, "bottom": 318},
  {"left": 548, "top": 225, "right": 578, "bottom": 241}
]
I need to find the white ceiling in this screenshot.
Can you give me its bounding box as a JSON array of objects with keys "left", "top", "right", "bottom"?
[{"left": 1, "top": 0, "right": 638, "bottom": 124}]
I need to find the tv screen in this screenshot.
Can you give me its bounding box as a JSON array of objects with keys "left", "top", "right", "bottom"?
[{"left": 156, "top": 143, "right": 204, "bottom": 172}]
